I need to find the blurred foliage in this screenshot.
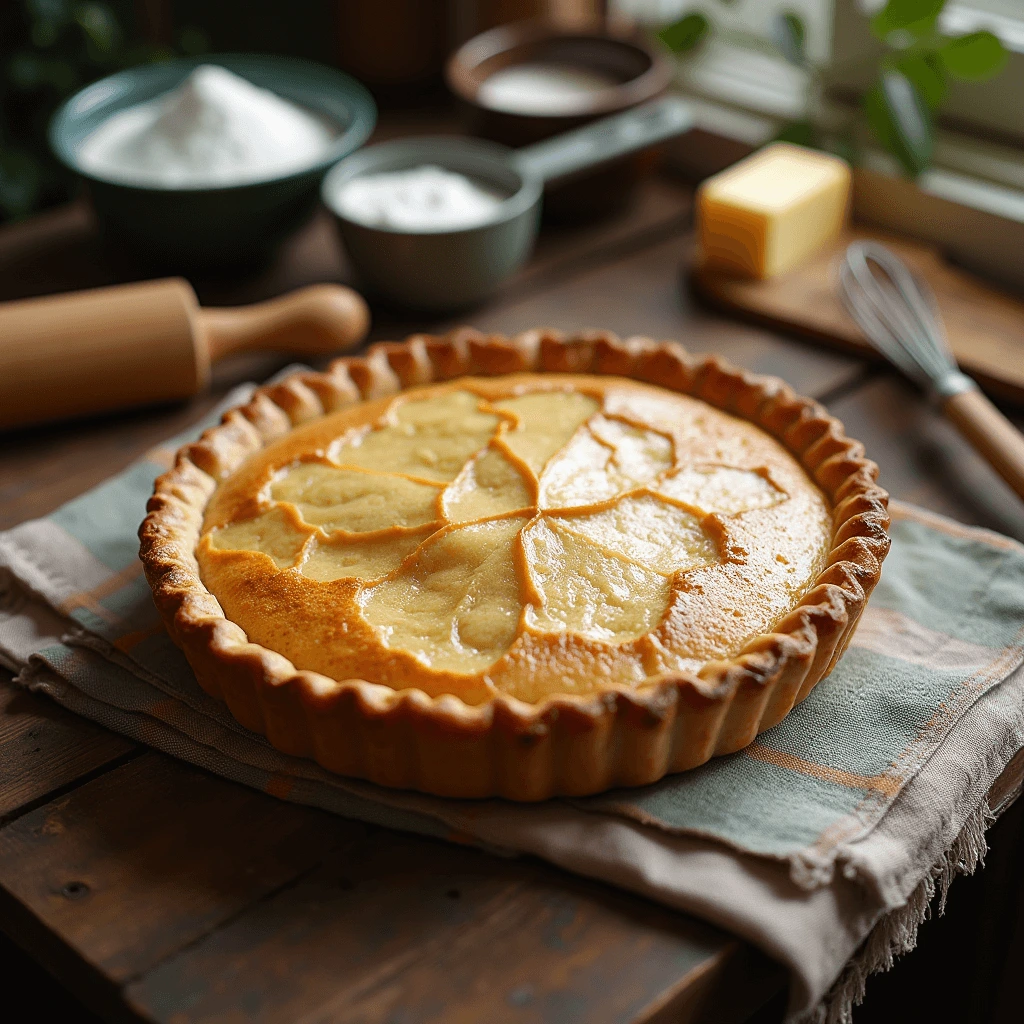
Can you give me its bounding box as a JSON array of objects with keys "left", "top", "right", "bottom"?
[
  {"left": 862, "top": 0, "right": 1006, "bottom": 175},
  {"left": 658, "top": 0, "right": 1009, "bottom": 178},
  {"left": 658, "top": 13, "right": 710, "bottom": 55},
  {"left": 0, "top": 0, "right": 207, "bottom": 222}
]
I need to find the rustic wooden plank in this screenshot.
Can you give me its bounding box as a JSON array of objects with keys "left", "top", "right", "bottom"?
[
  {"left": 479, "top": 177, "right": 693, "bottom": 307},
  {"left": 0, "top": 928, "right": 106, "bottom": 1024},
  {"left": 461, "top": 232, "right": 867, "bottom": 402},
  {"left": 206, "top": 176, "right": 694, "bottom": 315},
  {"left": 0, "top": 203, "right": 109, "bottom": 303},
  {"left": 0, "top": 675, "right": 137, "bottom": 824},
  {"left": 0, "top": 897, "right": 143, "bottom": 1024},
  {"left": 827, "top": 373, "right": 1024, "bottom": 541},
  {"left": 0, "top": 745, "right": 781, "bottom": 1024},
  {"left": 0, "top": 390, "right": 235, "bottom": 531},
  {"left": 0, "top": 752, "right": 361, "bottom": 986},
  {"left": 0, "top": 176, "right": 690, "bottom": 311},
  {"left": 691, "top": 227, "right": 1024, "bottom": 405},
  {"left": 122, "top": 818, "right": 775, "bottom": 1024}
]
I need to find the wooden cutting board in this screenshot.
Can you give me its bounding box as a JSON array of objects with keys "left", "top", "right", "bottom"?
[{"left": 690, "top": 227, "right": 1024, "bottom": 404}]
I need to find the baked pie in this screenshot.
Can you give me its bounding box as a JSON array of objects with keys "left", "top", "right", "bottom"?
[{"left": 141, "top": 330, "right": 889, "bottom": 799}]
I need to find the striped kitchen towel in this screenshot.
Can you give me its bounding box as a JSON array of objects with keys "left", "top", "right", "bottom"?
[{"left": 2, "top": 382, "right": 1023, "bottom": 1023}]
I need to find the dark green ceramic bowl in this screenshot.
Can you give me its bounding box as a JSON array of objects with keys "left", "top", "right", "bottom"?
[{"left": 49, "top": 55, "right": 376, "bottom": 272}]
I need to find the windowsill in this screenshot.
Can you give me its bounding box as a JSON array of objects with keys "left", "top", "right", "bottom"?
[{"left": 664, "top": 37, "right": 1024, "bottom": 291}]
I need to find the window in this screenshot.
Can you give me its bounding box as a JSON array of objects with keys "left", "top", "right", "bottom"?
[
  {"left": 615, "top": 1, "right": 1024, "bottom": 145},
  {"left": 612, "top": 0, "right": 1024, "bottom": 286},
  {"left": 830, "top": 1, "right": 1024, "bottom": 147}
]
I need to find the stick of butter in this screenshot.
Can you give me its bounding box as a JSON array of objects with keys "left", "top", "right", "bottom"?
[{"left": 697, "top": 143, "right": 851, "bottom": 279}]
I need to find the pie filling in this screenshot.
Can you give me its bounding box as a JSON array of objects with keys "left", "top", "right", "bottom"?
[{"left": 198, "top": 375, "right": 833, "bottom": 704}]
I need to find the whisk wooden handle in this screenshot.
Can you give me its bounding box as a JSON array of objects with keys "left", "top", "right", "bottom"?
[{"left": 943, "top": 387, "right": 1024, "bottom": 502}]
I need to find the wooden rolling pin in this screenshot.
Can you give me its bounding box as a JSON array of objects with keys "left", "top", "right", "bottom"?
[{"left": 0, "top": 278, "right": 370, "bottom": 431}]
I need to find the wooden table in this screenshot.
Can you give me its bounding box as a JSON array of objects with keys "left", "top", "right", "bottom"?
[{"left": 2, "top": 165, "right": 1023, "bottom": 1024}]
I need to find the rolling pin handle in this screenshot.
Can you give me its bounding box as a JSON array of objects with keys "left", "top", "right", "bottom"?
[{"left": 199, "top": 284, "right": 370, "bottom": 362}]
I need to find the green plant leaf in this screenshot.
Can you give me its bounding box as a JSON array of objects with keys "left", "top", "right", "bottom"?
[
  {"left": 870, "top": 0, "right": 944, "bottom": 42},
  {"left": 0, "top": 148, "right": 42, "bottom": 220},
  {"left": 177, "top": 26, "right": 209, "bottom": 57},
  {"left": 658, "top": 12, "right": 710, "bottom": 54},
  {"left": 939, "top": 31, "right": 1008, "bottom": 80},
  {"left": 775, "top": 120, "right": 817, "bottom": 147},
  {"left": 773, "top": 11, "right": 807, "bottom": 67},
  {"left": 74, "top": 3, "right": 121, "bottom": 56},
  {"left": 27, "top": 0, "right": 70, "bottom": 48},
  {"left": 895, "top": 51, "right": 946, "bottom": 107},
  {"left": 831, "top": 132, "right": 859, "bottom": 167},
  {"left": 7, "top": 53, "right": 44, "bottom": 90},
  {"left": 27, "top": 0, "right": 70, "bottom": 21},
  {"left": 864, "top": 69, "right": 934, "bottom": 176}
]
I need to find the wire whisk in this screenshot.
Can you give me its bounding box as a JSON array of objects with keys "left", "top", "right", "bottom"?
[
  {"left": 838, "top": 239, "right": 1024, "bottom": 503},
  {"left": 839, "top": 241, "right": 974, "bottom": 400}
]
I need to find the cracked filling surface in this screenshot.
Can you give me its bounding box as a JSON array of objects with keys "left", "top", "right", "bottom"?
[{"left": 198, "top": 374, "right": 833, "bottom": 704}]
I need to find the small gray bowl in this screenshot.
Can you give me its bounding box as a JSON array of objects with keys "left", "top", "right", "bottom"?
[
  {"left": 50, "top": 54, "right": 376, "bottom": 272},
  {"left": 322, "top": 96, "right": 693, "bottom": 312},
  {"left": 322, "top": 137, "right": 541, "bottom": 311}
]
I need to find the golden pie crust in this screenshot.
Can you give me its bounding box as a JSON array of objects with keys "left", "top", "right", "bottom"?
[{"left": 140, "top": 330, "right": 890, "bottom": 799}]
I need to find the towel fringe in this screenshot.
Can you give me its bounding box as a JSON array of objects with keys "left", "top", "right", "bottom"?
[{"left": 797, "top": 796, "right": 995, "bottom": 1024}]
